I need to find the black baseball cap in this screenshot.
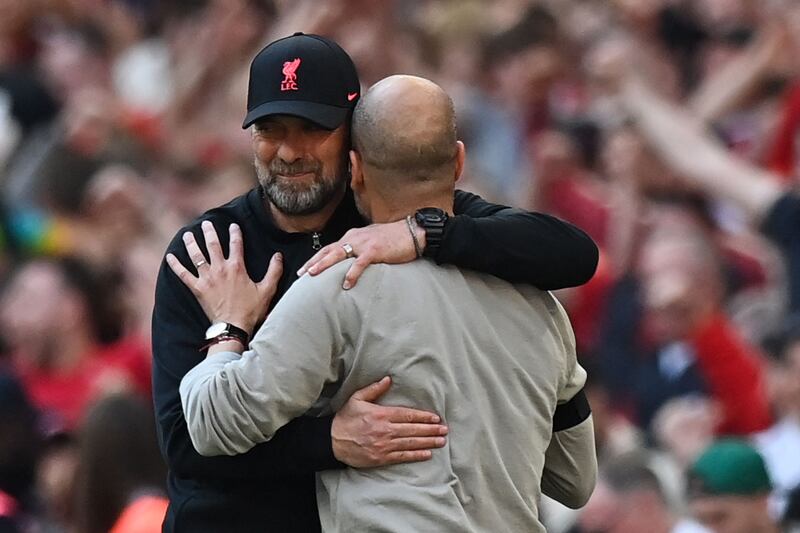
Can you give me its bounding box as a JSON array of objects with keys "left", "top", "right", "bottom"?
[{"left": 242, "top": 32, "right": 361, "bottom": 130}]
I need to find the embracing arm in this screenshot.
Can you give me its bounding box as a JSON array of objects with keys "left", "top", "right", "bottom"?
[
  {"left": 299, "top": 190, "right": 597, "bottom": 290},
  {"left": 179, "top": 262, "right": 362, "bottom": 456},
  {"left": 441, "top": 190, "right": 598, "bottom": 289},
  {"left": 152, "top": 249, "right": 343, "bottom": 479},
  {"left": 168, "top": 222, "right": 447, "bottom": 464}
]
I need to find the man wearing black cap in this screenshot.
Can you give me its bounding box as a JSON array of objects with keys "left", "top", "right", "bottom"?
[
  {"left": 152, "top": 33, "right": 598, "bottom": 533},
  {"left": 242, "top": 32, "right": 360, "bottom": 131}
]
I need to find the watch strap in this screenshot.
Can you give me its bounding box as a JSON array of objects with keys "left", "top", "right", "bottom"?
[
  {"left": 415, "top": 208, "right": 448, "bottom": 258},
  {"left": 200, "top": 334, "right": 246, "bottom": 353},
  {"left": 204, "top": 322, "right": 250, "bottom": 349}
]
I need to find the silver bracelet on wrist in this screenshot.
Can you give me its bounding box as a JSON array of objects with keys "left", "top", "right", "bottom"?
[{"left": 405, "top": 215, "right": 423, "bottom": 258}]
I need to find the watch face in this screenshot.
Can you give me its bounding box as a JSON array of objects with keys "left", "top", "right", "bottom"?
[
  {"left": 205, "top": 322, "right": 229, "bottom": 340},
  {"left": 417, "top": 207, "right": 447, "bottom": 223}
]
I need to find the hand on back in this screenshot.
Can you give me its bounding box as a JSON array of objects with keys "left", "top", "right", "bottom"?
[
  {"left": 332, "top": 376, "right": 448, "bottom": 467},
  {"left": 166, "top": 221, "right": 283, "bottom": 335},
  {"left": 298, "top": 220, "right": 424, "bottom": 289}
]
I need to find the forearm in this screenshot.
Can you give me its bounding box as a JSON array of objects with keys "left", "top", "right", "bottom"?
[
  {"left": 180, "top": 351, "right": 266, "bottom": 456},
  {"left": 541, "top": 415, "right": 597, "bottom": 509},
  {"left": 154, "top": 253, "right": 342, "bottom": 478},
  {"left": 158, "top": 406, "right": 341, "bottom": 481},
  {"left": 157, "top": 342, "right": 342, "bottom": 479},
  {"left": 180, "top": 348, "right": 325, "bottom": 456},
  {"left": 441, "top": 203, "right": 598, "bottom": 288},
  {"left": 623, "top": 77, "right": 783, "bottom": 220},
  {"left": 606, "top": 181, "right": 644, "bottom": 277},
  {"left": 178, "top": 278, "right": 345, "bottom": 458},
  {"left": 688, "top": 28, "right": 778, "bottom": 123}
]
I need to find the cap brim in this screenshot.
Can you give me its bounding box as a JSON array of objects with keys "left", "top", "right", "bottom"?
[{"left": 242, "top": 100, "right": 350, "bottom": 130}]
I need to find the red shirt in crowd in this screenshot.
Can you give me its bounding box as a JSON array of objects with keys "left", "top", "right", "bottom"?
[
  {"left": 689, "top": 312, "right": 773, "bottom": 435},
  {"left": 13, "top": 336, "right": 150, "bottom": 431}
]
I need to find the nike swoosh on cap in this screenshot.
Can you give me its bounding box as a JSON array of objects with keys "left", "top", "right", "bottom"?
[{"left": 347, "top": 92, "right": 358, "bottom": 101}]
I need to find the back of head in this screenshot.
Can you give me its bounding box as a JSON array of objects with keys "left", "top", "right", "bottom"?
[
  {"left": 688, "top": 439, "right": 775, "bottom": 532},
  {"left": 604, "top": 452, "right": 666, "bottom": 502},
  {"left": 688, "top": 439, "right": 772, "bottom": 499},
  {"left": 352, "top": 75, "right": 458, "bottom": 196},
  {"left": 578, "top": 452, "right": 681, "bottom": 533},
  {"left": 74, "top": 393, "right": 165, "bottom": 533}
]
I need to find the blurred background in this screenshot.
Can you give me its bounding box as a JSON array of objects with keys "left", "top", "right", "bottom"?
[{"left": 1, "top": 0, "right": 800, "bottom": 532}]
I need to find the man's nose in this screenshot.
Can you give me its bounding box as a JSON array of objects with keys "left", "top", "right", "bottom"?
[{"left": 275, "top": 131, "right": 306, "bottom": 163}]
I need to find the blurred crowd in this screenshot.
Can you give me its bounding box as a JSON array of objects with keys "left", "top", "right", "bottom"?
[{"left": 1, "top": 0, "right": 800, "bottom": 532}]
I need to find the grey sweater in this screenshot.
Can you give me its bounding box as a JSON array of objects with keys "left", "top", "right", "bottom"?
[{"left": 181, "top": 259, "right": 596, "bottom": 532}]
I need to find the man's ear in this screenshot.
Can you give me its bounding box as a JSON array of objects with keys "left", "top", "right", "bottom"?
[
  {"left": 454, "top": 141, "right": 466, "bottom": 184},
  {"left": 350, "top": 150, "right": 365, "bottom": 192}
]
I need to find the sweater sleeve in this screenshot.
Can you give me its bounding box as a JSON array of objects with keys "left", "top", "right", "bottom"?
[
  {"left": 152, "top": 227, "right": 343, "bottom": 480},
  {"left": 179, "top": 260, "right": 366, "bottom": 456},
  {"left": 689, "top": 312, "right": 772, "bottom": 435},
  {"left": 541, "top": 415, "right": 597, "bottom": 509},
  {"left": 435, "top": 190, "right": 598, "bottom": 290}
]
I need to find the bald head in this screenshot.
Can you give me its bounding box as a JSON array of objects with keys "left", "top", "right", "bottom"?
[{"left": 352, "top": 75, "right": 458, "bottom": 184}]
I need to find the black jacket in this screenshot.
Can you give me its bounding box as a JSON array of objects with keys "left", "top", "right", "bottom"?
[{"left": 152, "top": 187, "right": 598, "bottom": 533}]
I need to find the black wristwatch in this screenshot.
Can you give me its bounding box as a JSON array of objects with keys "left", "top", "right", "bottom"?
[{"left": 415, "top": 207, "right": 449, "bottom": 258}]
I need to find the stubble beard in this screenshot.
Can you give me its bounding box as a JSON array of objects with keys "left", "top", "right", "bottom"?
[{"left": 255, "top": 156, "right": 346, "bottom": 216}]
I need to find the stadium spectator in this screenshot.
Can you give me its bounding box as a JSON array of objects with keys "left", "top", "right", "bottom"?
[
  {"left": 0, "top": 258, "right": 149, "bottom": 431},
  {"left": 688, "top": 439, "right": 779, "bottom": 533},
  {"left": 73, "top": 393, "right": 167, "bottom": 533},
  {"left": 0, "top": 1, "right": 799, "bottom": 531},
  {"left": 575, "top": 452, "right": 709, "bottom": 533}
]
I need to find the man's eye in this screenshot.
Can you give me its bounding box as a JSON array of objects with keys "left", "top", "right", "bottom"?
[
  {"left": 303, "top": 122, "right": 325, "bottom": 133},
  {"left": 256, "top": 123, "right": 280, "bottom": 134}
]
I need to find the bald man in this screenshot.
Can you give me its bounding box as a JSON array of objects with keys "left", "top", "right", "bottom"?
[{"left": 179, "top": 76, "right": 597, "bottom": 532}]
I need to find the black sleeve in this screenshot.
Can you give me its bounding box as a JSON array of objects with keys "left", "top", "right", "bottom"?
[
  {"left": 438, "top": 190, "right": 599, "bottom": 290},
  {"left": 552, "top": 390, "right": 592, "bottom": 432},
  {"left": 151, "top": 231, "right": 344, "bottom": 482}
]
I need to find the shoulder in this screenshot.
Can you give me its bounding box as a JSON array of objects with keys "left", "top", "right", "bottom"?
[
  {"left": 164, "top": 189, "right": 256, "bottom": 256},
  {"left": 453, "top": 188, "right": 510, "bottom": 215},
  {"left": 290, "top": 260, "right": 389, "bottom": 301},
  {"left": 510, "top": 282, "right": 571, "bottom": 327},
  {"left": 281, "top": 261, "right": 446, "bottom": 314},
  {"left": 262, "top": 261, "right": 385, "bottom": 333}
]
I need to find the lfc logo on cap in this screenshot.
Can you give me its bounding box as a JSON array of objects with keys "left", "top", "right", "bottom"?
[{"left": 281, "top": 58, "right": 301, "bottom": 91}]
